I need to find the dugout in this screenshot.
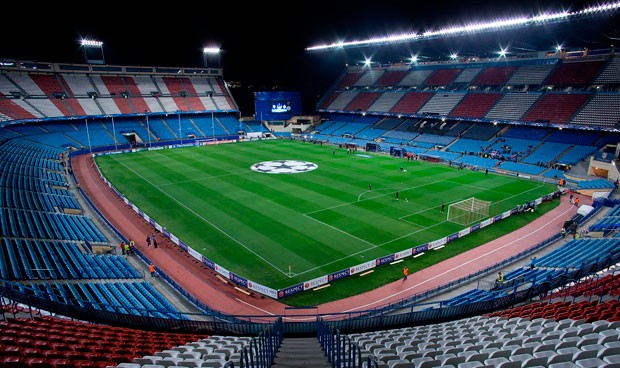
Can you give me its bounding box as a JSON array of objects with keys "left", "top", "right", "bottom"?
[
  {"left": 366, "top": 142, "right": 379, "bottom": 152},
  {"left": 390, "top": 147, "right": 404, "bottom": 157}
]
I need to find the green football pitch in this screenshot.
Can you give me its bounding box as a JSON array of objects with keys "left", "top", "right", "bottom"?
[{"left": 95, "top": 139, "right": 557, "bottom": 292}]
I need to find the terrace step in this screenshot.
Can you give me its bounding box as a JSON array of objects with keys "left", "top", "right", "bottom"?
[{"left": 272, "top": 337, "right": 331, "bottom": 367}]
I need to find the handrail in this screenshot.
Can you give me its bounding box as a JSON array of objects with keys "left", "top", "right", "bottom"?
[{"left": 237, "top": 317, "right": 283, "bottom": 368}]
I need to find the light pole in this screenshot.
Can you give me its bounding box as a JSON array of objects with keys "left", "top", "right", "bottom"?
[
  {"left": 111, "top": 115, "right": 117, "bottom": 150},
  {"left": 80, "top": 39, "right": 105, "bottom": 65},
  {"left": 178, "top": 111, "right": 182, "bottom": 144},
  {"left": 146, "top": 114, "right": 151, "bottom": 148},
  {"left": 85, "top": 118, "right": 92, "bottom": 152},
  {"left": 203, "top": 47, "right": 221, "bottom": 68},
  {"left": 211, "top": 111, "right": 215, "bottom": 142}
]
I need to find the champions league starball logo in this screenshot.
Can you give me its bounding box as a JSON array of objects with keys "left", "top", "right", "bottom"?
[{"left": 251, "top": 160, "right": 318, "bottom": 174}]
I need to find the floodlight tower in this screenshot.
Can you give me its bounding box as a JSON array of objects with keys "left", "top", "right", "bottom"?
[
  {"left": 80, "top": 39, "right": 105, "bottom": 65},
  {"left": 203, "top": 47, "right": 221, "bottom": 68}
]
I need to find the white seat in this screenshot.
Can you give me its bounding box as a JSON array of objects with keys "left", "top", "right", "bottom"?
[
  {"left": 180, "top": 359, "right": 206, "bottom": 368},
  {"left": 509, "top": 353, "right": 533, "bottom": 362},
  {"left": 521, "top": 356, "right": 548, "bottom": 367},
  {"left": 158, "top": 357, "right": 184, "bottom": 367},
  {"left": 483, "top": 357, "right": 509, "bottom": 366},
  {"left": 133, "top": 356, "right": 160, "bottom": 365},
  {"left": 457, "top": 362, "right": 484, "bottom": 368},
  {"left": 155, "top": 350, "right": 180, "bottom": 358},
  {"left": 178, "top": 351, "right": 203, "bottom": 360},
  {"left": 387, "top": 359, "right": 411, "bottom": 368},
  {"left": 575, "top": 357, "right": 606, "bottom": 367},
  {"left": 172, "top": 345, "right": 195, "bottom": 353}
]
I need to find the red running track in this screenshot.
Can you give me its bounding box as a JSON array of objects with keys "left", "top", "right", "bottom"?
[{"left": 73, "top": 153, "right": 583, "bottom": 317}]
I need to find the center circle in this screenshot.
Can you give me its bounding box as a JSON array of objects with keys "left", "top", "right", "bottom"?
[{"left": 251, "top": 160, "right": 318, "bottom": 174}]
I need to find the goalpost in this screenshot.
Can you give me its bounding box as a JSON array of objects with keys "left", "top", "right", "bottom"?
[{"left": 447, "top": 197, "right": 493, "bottom": 226}]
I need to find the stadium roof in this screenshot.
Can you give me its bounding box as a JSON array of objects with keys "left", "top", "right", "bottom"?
[{"left": 2, "top": 0, "right": 619, "bottom": 113}]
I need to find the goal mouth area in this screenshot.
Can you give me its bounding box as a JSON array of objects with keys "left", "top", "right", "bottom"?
[{"left": 447, "top": 197, "right": 493, "bottom": 226}]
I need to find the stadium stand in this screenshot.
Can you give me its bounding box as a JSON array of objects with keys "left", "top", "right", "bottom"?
[{"left": 3, "top": 45, "right": 620, "bottom": 368}]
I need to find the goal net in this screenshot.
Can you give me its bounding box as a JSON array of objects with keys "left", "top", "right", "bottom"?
[{"left": 447, "top": 197, "right": 492, "bottom": 226}]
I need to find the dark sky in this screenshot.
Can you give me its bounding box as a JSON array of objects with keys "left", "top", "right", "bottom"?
[{"left": 2, "top": 1, "right": 618, "bottom": 115}]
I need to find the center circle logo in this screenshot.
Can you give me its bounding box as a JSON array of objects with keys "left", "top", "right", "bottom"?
[{"left": 251, "top": 160, "right": 318, "bottom": 174}]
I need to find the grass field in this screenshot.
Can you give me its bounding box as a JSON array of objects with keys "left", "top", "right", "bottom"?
[{"left": 95, "top": 139, "right": 558, "bottom": 297}]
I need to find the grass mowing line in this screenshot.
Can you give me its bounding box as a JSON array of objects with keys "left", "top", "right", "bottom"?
[
  {"left": 108, "top": 155, "right": 291, "bottom": 277},
  {"left": 298, "top": 213, "right": 378, "bottom": 276},
  {"left": 342, "top": 204, "right": 575, "bottom": 313},
  {"left": 157, "top": 171, "right": 247, "bottom": 187},
  {"left": 356, "top": 187, "right": 411, "bottom": 202},
  {"left": 156, "top": 149, "right": 352, "bottom": 188},
  {"left": 385, "top": 182, "right": 549, "bottom": 247},
  {"left": 100, "top": 142, "right": 556, "bottom": 292},
  {"left": 297, "top": 177, "right": 553, "bottom": 275},
  {"left": 445, "top": 177, "right": 547, "bottom": 195},
  {"left": 305, "top": 179, "right": 447, "bottom": 216}
]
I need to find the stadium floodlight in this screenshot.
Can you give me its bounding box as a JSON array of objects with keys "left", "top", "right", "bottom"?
[
  {"left": 578, "top": 2, "right": 620, "bottom": 15},
  {"left": 449, "top": 53, "right": 458, "bottom": 60},
  {"left": 363, "top": 58, "right": 372, "bottom": 67},
  {"left": 305, "top": 1, "right": 620, "bottom": 51},
  {"left": 203, "top": 47, "right": 221, "bottom": 68},
  {"left": 80, "top": 38, "right": 105, "bottom": 65},
  {"left": 203, "top": 47, "right": 220, "bottom": 54},
  {"left": 80, "top": 39, "right": 103, "bottom": 48},
  {"left": 498, "top": 47, "right": 508, "bottom": 58}
]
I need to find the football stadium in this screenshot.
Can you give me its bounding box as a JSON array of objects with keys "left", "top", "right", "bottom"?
[{"left": 2, "top": 2, "right": 620, "bottom": 367}]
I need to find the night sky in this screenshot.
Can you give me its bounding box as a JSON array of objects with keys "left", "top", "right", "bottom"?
[{"left": 2, "top": 0, "right": 618, "bottom": 115}]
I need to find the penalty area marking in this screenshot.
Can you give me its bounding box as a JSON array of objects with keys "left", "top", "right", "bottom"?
[{"left": 340, "top": 204, "right": 575, "bottom": 313}]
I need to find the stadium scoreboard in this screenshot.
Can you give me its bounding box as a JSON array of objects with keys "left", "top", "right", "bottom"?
[{"left": 254, "top": 91, "right": 301, "bottom": 121}]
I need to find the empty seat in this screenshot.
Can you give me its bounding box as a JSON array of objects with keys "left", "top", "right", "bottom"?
[
  {"left": 547, "top": 353, "right": 574, "bottom": 365},
  {"left": 180, "top": 359, "right": 207, "bottom": 368},
  {"left": 573, "top": 349, "right": 598, "bottom": 361},
  {"left": 443, "top": 356, "right": 466, "bottom": 366},
  {"left": 177, "top": 351, "right": 202, "bottom": 360},
  {"left": 155, "top": 350, "right": 179, "bottom": 358},
  {"left": 133, "top": 356, "right": 160, "bottom": 365},
  {"left": 513, "top": 346, "right": 534, "bottom": 356},
  {"left": 489, "top": 350, "right": 511, "bottom": 359},
  {"left": 599, "top": 347, "right": 620, "bottom": 359},
  {"left": 457, "top": 362, "right": 484, "bottom": 368},
  {"left": 484, "top": 357, "right": 509, "bottom": 366},
  {"left": 386, "top": 359, "right": 408, "bottom": 368},
  {"left": 547, "top": 363, "right": 579, "bottom": 368},
  {"left": 509, "top": 353, "right": 533, "bottom": 362},
  {"left": 575, "top": 357, "right": 606, "bottom": 367},
  {"left": 389, "top": 360, "right": 415, "bottom": 368},
  {"left": 521, "top": 356, "right": 549, "bottom": 367},
  {"left": 497, "top": 361, "right": 522, "bottom": 368},
  {"left": 466, "top": 353, "right": 489, "bottom": 363}
]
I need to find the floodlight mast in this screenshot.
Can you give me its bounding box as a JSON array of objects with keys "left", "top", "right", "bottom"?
[
  {"left": 203, "top": 47, "right": 221, "bottom": 68},
  {"left": 305, "top": 1, "right": 620, "bottom": 51},
  {"left": 80, "top": 38, "right": 105, "bottom": 64}
]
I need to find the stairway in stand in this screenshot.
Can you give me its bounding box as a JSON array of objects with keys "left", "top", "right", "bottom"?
[{"left": 272, "top": 337, "right": 331, "bottom": 367}]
